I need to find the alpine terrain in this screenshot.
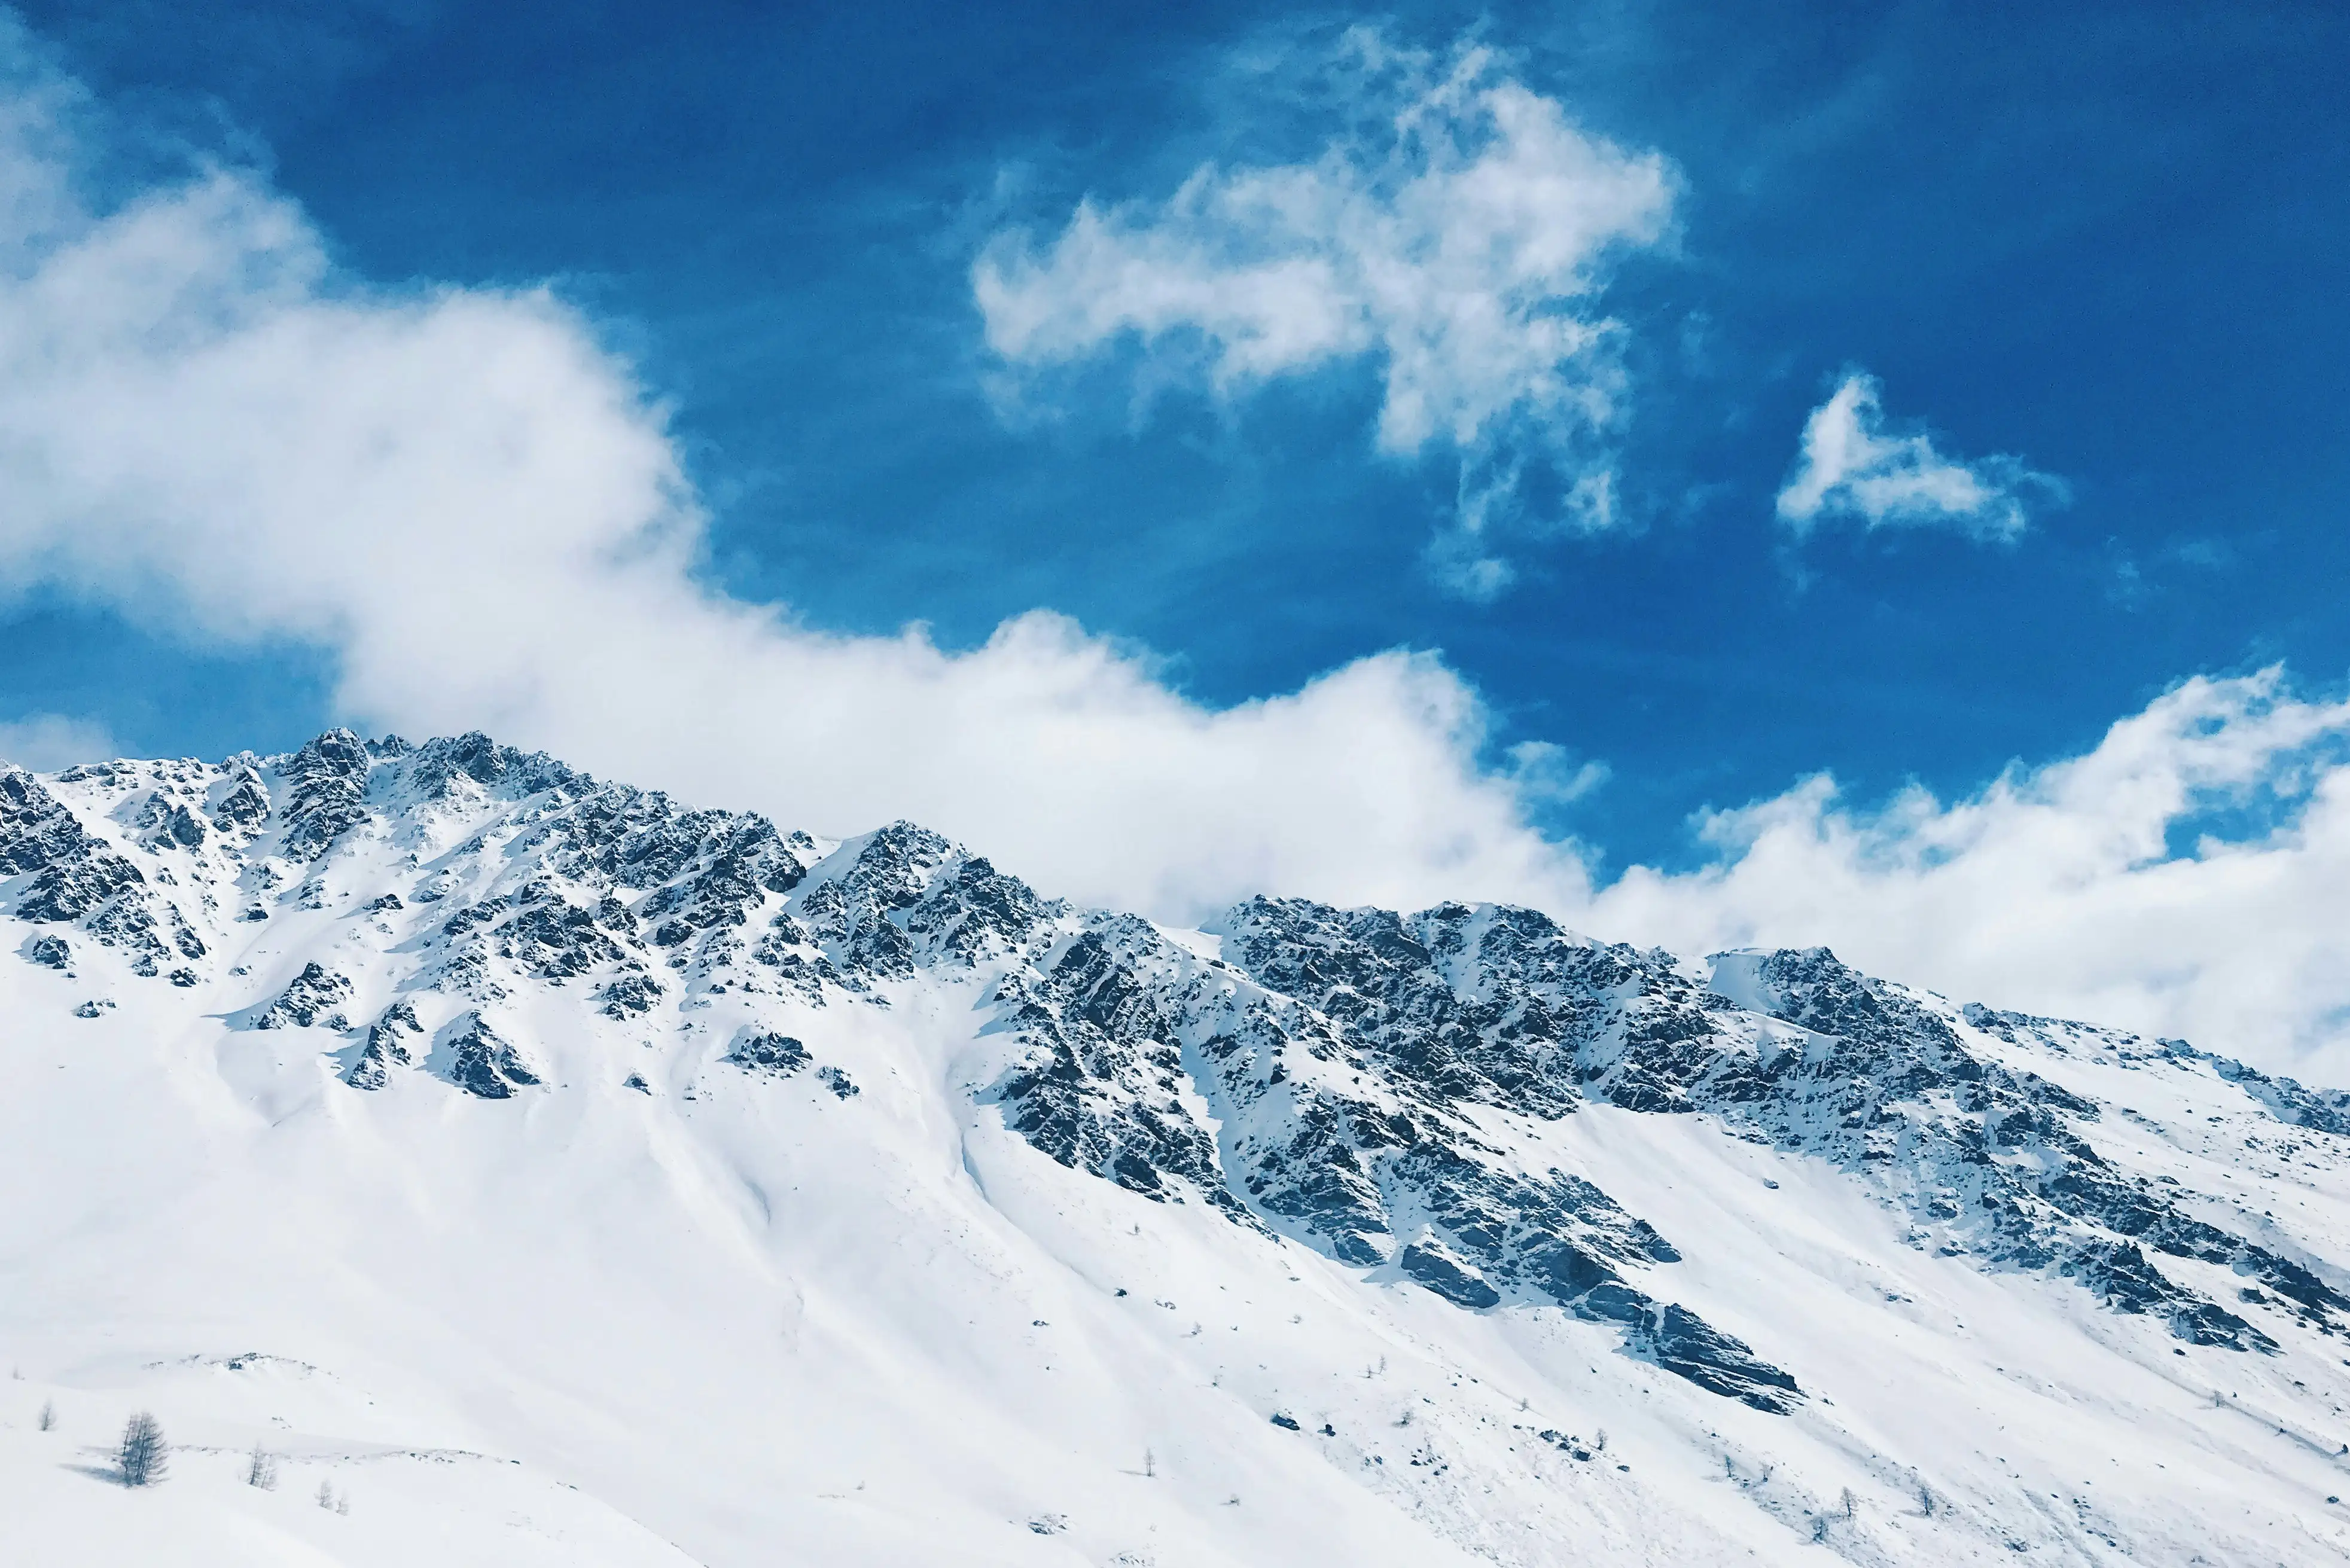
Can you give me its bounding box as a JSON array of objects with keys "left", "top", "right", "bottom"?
[{"left": 6, "top": 730, "right": 2350, "bottom": 1566}]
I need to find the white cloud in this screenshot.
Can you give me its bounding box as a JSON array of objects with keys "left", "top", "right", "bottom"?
[
  {"left": 1775, "top": 371, "right": 2066, "bottom": 541},
  {"left": 1592, "top": 668, "right": 2350, "bottom": 1075},
  {"left": 0, "top": 712, "right": 117, "bottom": 770},
  {"left": 973, "top": 30, "right": 1675, "bottom": 596},
  {"left": 0, "top": 30, "right": 1590, "bottom": 925},
  {"left": 10, "top": 34, "right": 2350, "bottom": 1080},
  {"left": 1501, "top": 740, "right": 1610, "bottom": 807}
]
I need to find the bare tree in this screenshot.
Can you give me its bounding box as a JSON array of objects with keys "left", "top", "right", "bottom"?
[
  {"left": 246, "top": 1442, "right": 279, "bottom": 1490},
  {"left": 317, "top": 1477, "right": 337, "bottom": 1510},
  {"left": 1142, "top": 1447, "right": 1156, "bottom": 1479},
  {"left": 36, "top": 1399, "right": 55, "bottom": 1432},
  {"left": 1841, "top": 1487, "right": 1857, "bottom": 1519},
  {"left": 117, "top": 1411, "right": 167, "bottom": 1487}
]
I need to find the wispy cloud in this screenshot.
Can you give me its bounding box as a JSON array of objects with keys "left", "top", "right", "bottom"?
[
  {"left": 15, "top": 25, "right": 2350, "bottom": 1073},
  {"left": 0, "top": 23, "right": 1591, "bottom": 923},
  {"left": 1594, "top": 668, "right": 2350, "bottom": 1070},
  {"left": 1775, "top": 371, "right": 2066, "bottom": 541},
  {"left": 974, "top": 29, "right": 1676, "bottom": 599},
  {"left": 0, "top": 712, "right": 117, "bottom": 770}
]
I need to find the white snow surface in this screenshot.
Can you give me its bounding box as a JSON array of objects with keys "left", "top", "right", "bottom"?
[{"left": 4, "top": 731, "right": 2350, "bottom": 1566}]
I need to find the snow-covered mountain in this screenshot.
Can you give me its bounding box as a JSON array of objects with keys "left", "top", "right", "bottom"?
[{"left": 7, "top": 729, "right": 2350, "bottom": 1565}]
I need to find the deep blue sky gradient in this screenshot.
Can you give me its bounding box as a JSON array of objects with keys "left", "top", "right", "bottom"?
[{"left": 7, "top": 0, "right": 2346, "bottom": 870}]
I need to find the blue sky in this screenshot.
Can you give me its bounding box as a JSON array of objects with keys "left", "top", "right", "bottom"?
[
  {"left": 7, "top": 1, "right": 2346, "bottom": 867},
  {"left": 5, "top": 0, "right": 2350, "bottom": 1065}
]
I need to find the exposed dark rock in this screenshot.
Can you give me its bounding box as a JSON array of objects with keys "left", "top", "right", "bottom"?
[
  {"left": 443, "top": 1012, "right": 540, "bottom": 1099},
  {"left": 599, "top": 974, "right": 665, "bottom": 1018},
  {"left": 990, "top": 916, "right": 1252, "bottom": 1223},
  {"left": 254, "top": 962, "right": 353, "bottom": 1031},
  {"left": 726, "top": 1030, "right": 810, "bottom": 1075},
  {"left": 495, "top": 889, "right": 632, "bottom": 978},
  {"left": 1636, "top": 1302, "right": 1803, "bottom": 1413},
  {"left": 279, "top": 730, "right": 373, "bottom": 859},
  {"left": 209, "top": 771, "right": 271, "bottom": 832},
  {"left": 135, "top": 794, "right": 208, "bottom": 850},
  {"left": 1218, "top": 898, "right": 1594, "bottom": 1116},
  {"left": 794, "top": 823, "right": 1048, "bottom": 987},
  {"left": 406, "top": 732, "right": 576, "bottom": 801},
  {"left": 1, "top": 768, "right": 108, "bottom": 878},
  {"left": 1400, "top": 1242, "right": 1501, "bottom": 1309},
  {"left": 346, "top": 1000, "right": 423, "bottom": 1090},
  {"left": 1, "top": 769, "right": 157, "bottom": 971},
  {"left": 981, "top": 900, "right": 1799, "bottom": 1406}
]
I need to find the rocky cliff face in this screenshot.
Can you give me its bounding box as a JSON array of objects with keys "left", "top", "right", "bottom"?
[{"left": 10, "top": 729, "right": 2340, "bottom": 1392}]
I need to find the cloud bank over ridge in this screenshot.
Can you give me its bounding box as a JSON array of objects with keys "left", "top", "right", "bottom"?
[
  {"left": 0, "top": 712, "right": 118, "bottom": 772},
  {"left": 5, "top": 28, "right": 2350, "bottom": 1073},
  {"left": 0, "top": 25, "right": 1592, "bottom": 925},
  {"left": 1592, "top": 668, "right": 2350, "bottom": 1070}
]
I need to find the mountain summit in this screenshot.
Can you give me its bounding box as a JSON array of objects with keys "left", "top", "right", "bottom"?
[{"left": 5, "top": 731, "right": 2348, "bottom": 1564}]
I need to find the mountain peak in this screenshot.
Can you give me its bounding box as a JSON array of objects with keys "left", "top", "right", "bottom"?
[{"left": 7, "top": 732, "right": 2348, "bottom": 1563}]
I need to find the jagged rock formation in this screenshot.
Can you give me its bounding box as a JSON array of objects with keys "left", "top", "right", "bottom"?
[
  {"left": 727, "top": 1030, "right": 812, "bottom": 1075},
  {"left": 4, "top": 728, "right": 2346, "bottom": 1414},
  {"left": 347, "top": 999, "right": 423, "bottom": 1089},
  {"left": 443, "top": 1010, "right": 541, "bottom": 1100},
  {"left": 254, "top": 961, "right": 353, "bottom": 1031}
]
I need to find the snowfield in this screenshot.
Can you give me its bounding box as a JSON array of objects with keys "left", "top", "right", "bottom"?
[{"left": 5, "top": 730, "right": 2350, "bottom": 1565}]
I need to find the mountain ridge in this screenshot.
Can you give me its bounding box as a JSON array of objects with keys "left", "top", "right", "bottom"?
[{"left": 7, "top": 728, "right": 2350, "bottom": 1565}]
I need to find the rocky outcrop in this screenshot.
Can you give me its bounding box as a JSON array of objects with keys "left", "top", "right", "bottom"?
[
  {"left": 726, "top": 1030, "right": 810, "bottom": 1075},
  {"left": 990, "top": 917, "right": 1249, "bottom": 1221},
  {"left": 134, "top": 792, "right": 208, "bottom": 850},
  {"left": 254, "top": 963, "right": 354, "bottom": 1031},
  {"left": 1, "top": 766, "right": 165, "bottom": 971},
  {"left": 346, "top": 1000, "right": 423, "bottom": 1089},
  {"left": 443, "top": 1012, "right": 540, "bottom": 1099},
  {"left": 208, "top": 768, "right": 271, "bottom": 834},
  {"left": 279, "top": 729, "right": 373, "bottom": 859},
  {"left": 979, "top": 899, "right": 1803, "bottom": 1405}
]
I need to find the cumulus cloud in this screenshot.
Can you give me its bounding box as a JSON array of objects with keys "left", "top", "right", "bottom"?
[
  {"left": 0, "top": 713, "right": 118, "bottom": 770},
  {"left": 1593, "top": 668, "right": 2350, "bottom": 1073},
  {"left": 9, "top": 32, "right": 2350, "bottom": 1077},
  {"left": 973, "top": 29, "right": 1676, "bottom": 597},
  {"left": 1775, "top": 371, "right": 2066, "bottom": 541},
  {"left": 0, "top": 28, "right": 1589, "bottom": 923}
]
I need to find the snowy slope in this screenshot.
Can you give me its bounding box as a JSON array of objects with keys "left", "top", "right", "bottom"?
[{"left": 5, "top": 730, "right": 2350, "bottom": 1565}]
